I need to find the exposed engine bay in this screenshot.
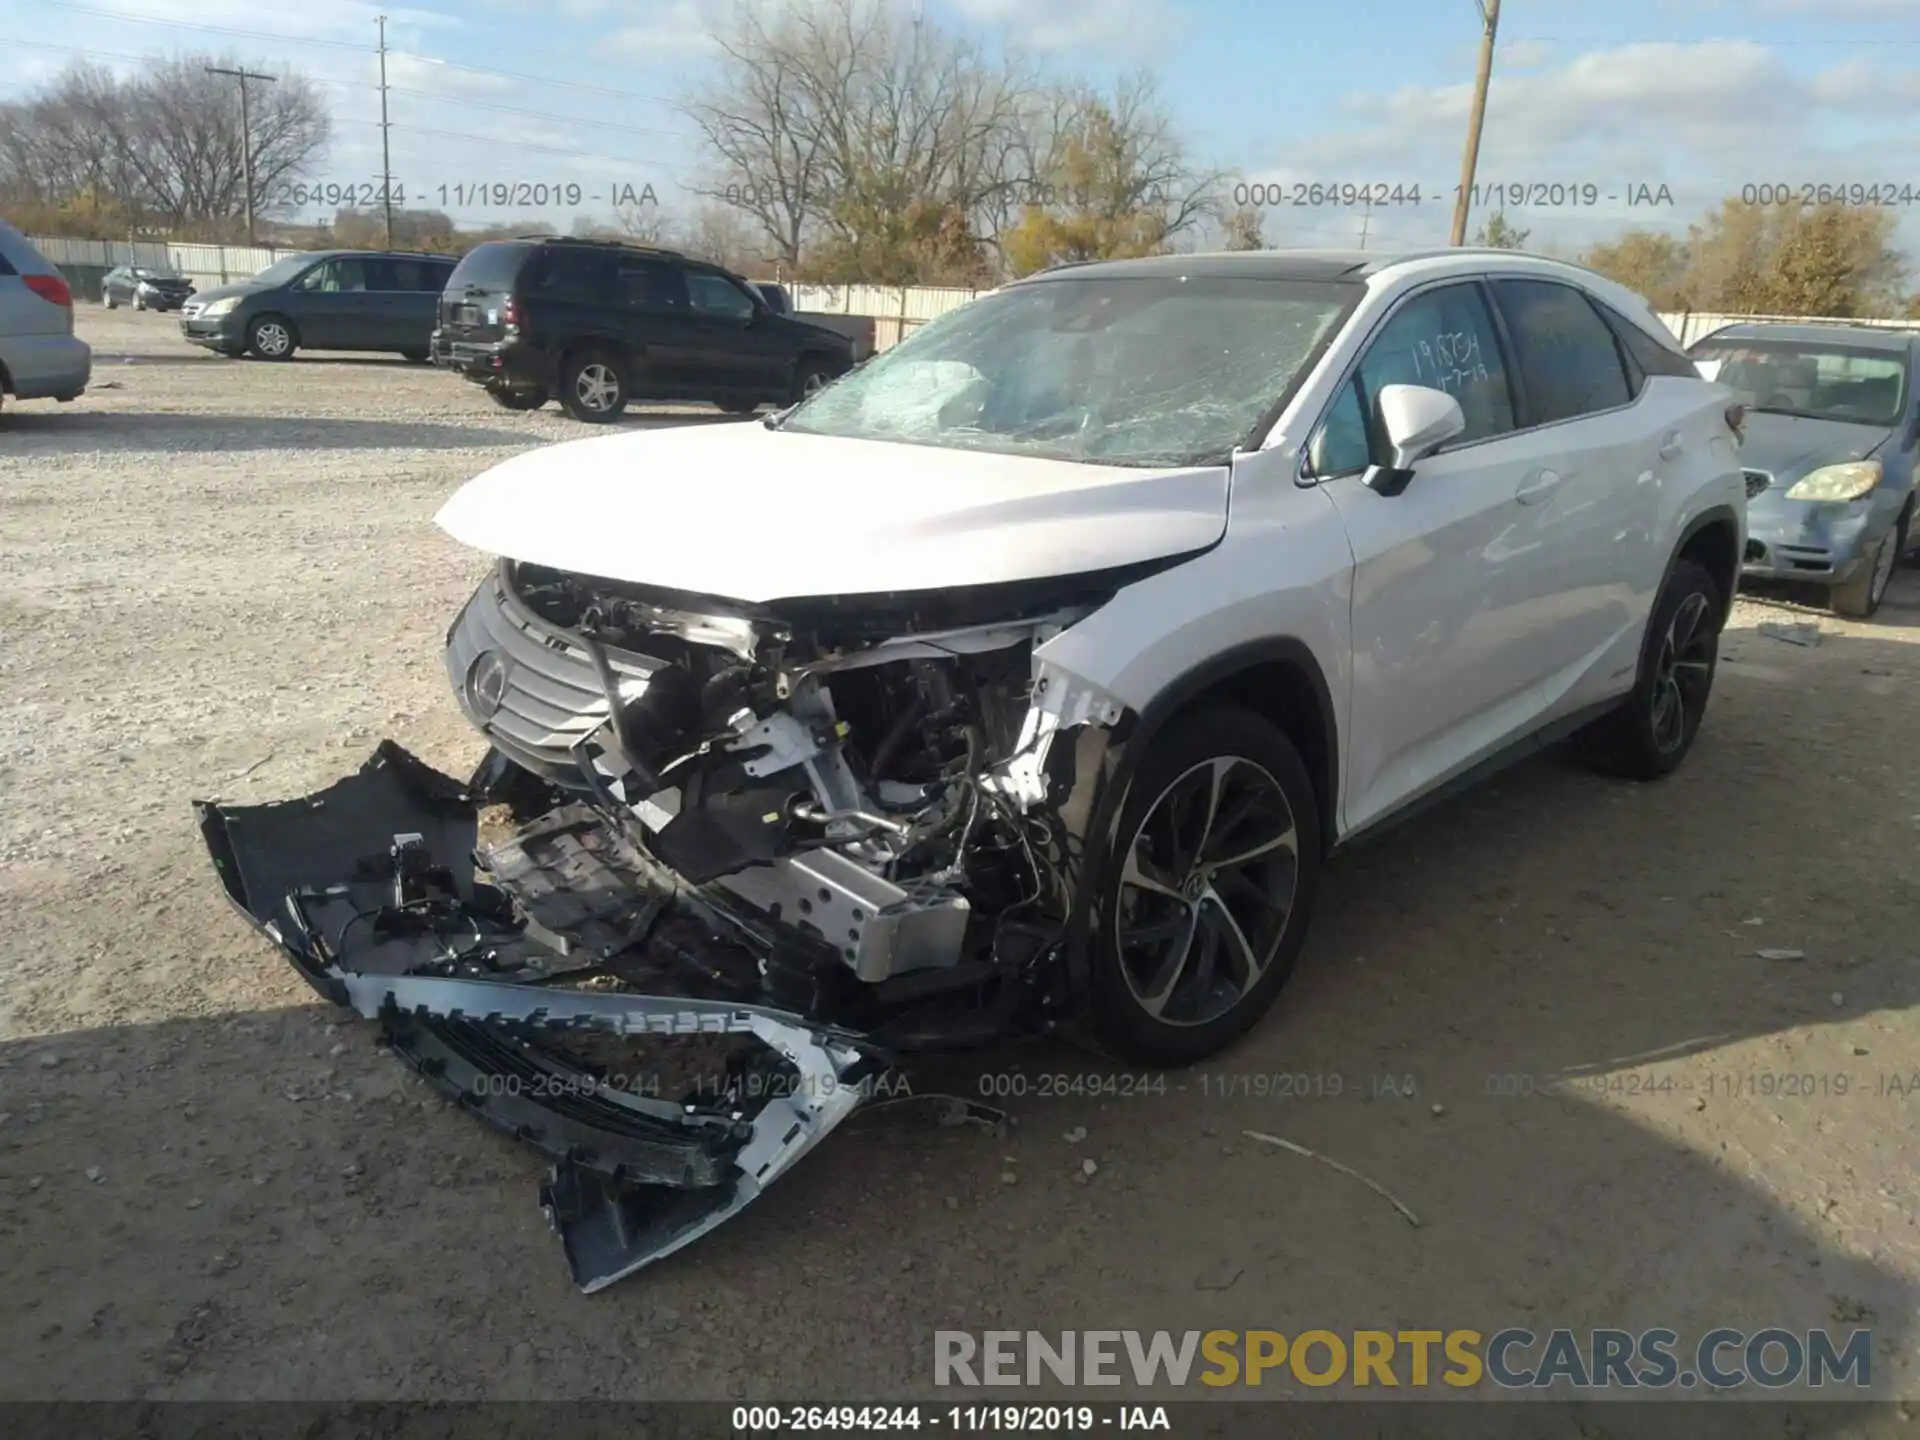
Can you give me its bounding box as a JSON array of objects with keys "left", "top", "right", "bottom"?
[{"left": 198, "top": 557, "right": 1146, "bottom": 1291}]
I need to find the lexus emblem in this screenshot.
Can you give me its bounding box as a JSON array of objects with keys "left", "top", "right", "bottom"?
[{"left": 467, "top": 649, "right": 510, "bottom": 718}]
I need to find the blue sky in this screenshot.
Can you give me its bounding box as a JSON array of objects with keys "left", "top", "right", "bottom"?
[{"left": 4, "top": 0, "right": 1920, "bottom": 257}]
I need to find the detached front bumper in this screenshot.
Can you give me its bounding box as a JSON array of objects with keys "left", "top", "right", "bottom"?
[{"left": 195, "top": 742, "right": 886, "bottom": 1291}]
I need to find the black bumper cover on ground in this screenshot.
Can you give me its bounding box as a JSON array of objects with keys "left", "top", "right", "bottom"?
[{"left": 195, "top": 742, "right": 883, "bottom": 1291}]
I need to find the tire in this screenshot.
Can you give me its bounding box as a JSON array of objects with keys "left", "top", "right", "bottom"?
[
  {"left": 134, "top": 293, "right": 147, "bottom": 311},
  {"left": 247, "top": 314, "right": 297, "bottom": 361},
  {"left": 399, "top": 347, "right": 430, "bottom": 363},
  {"left": 558, "top": 348, "right": 628, "bottom": 422},
  {"left": 1084, "top": 706, "right": 1322, "bottom": 1066},
  {"left": 488, "top": 384, "right": 549, "bottom": 411},
  {"left": 1830, "top": 506, "right": 1908, "bottom": 618},
  {"left": 717, "top": 397, "right": 759, "bottom": 414},
  {"left": 1579, "top": 558, "right": 1722, "bottom": 781},
  {"left": 789, "top": 356, "right": 833, "bottom": 404},
  {"left": 104, "top": 292, "right": 118, "bottom": 310}
]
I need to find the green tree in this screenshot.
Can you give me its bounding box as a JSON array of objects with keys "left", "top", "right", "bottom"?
[
  {"left": 1471, "top": 210, "right": 1529, "bottom": 249},
  {"left": 1580, "top": 229, "right": 1691, "bottom": 309}
]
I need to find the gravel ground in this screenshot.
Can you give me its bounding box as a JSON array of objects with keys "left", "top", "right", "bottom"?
[{"left": 1, "top": 307, "right": 1918, "bottom": 1426}]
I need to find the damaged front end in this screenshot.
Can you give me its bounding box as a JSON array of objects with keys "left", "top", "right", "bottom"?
[{"left": 199, "top": 558, "right": 1137, "bottom": 1289}]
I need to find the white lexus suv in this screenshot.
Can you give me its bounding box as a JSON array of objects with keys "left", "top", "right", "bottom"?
[{"left": 202, "top": 248, "right": 1746, "bottom": 1287}]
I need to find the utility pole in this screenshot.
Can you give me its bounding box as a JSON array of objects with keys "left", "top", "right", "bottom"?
[
  {"left": 205, "top": 65, "right": 277, "bottom": 246},
  {"left": 377, "top": 15, "right": 395, "bottom": 247},
  {"left": 1358, "top": 197, "right": 1372, "bottom": 250},
  {"left": 1448, "top": 0, "right": 1501, "bottom": 247}
]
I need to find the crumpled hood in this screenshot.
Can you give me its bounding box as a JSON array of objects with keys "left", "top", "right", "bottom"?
[
  {"left": 434, "top": 422, "right": 1229, "bottom": 603},
  {"left": 1740, "top": 411, "right": 1893, "bottom": 488}
]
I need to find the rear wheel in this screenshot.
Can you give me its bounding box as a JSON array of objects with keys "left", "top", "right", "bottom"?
[
  {"left": 247, "top": 314, "right": 297, "bottom": 361},
  {"left": 1579, "top": 558, "right": 1721, "bottom": 781},
  {"left": 1086, "top": 707, "right": 1321, "bottom": 1066},
  {"left": 559, "top": 349, "right": 628, "bottom": 422},
  {"left": 717, "top": 397, "right": 759, "bottom": 414},
  {"left": 488, "top": 383, "right": 548, "bottom": 411},
  {"left": 399, "top": 347, "right": 430, "bottom": 363},
  {"left": 1831, "top": 507, "right": 1908, "bottom": 618}
]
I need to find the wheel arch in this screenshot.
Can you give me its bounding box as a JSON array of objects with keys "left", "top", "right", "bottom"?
[
  {"left": 1671, "top": 503, "right": 1742, "bottom": 626},
  {"left": 1057, "top": 636, "right": 1339, "bottom": 999}
]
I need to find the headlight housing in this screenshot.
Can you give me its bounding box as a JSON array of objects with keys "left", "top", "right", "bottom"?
[
  {"left": 200, "top": 295, "right": 242, "bottom": 318},
  {"left": 1785, "top": 461, "right": 1881, "bottom": 502}
]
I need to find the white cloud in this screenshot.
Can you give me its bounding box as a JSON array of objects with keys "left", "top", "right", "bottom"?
[
  {"left": 950, "top": 0, "right": 1188, "bottom": 62},
  {"left": 1238, "top": 39, "right": 1920, "bottom": 255},
  {"left": 608, "top": 0, "right": 726, "bottom": 62},
  {"left": 1757, "top": 0, "right": 1920, "bottom": 16}
]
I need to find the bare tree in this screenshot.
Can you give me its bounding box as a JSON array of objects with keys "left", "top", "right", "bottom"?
[
  {"left": 683, "top": 0, "right": 1030, "bottom": 278},
  {"left": 0, "top": 54, "right": 328, "bottom": 239}
]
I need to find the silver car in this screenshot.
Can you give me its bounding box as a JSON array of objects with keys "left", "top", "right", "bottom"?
[
  {"left": 1691, "top": 322, "right": 1919, "bottom": 618},
  {"left": 0, "top": 221, "right": 91, "bottom": 417}
]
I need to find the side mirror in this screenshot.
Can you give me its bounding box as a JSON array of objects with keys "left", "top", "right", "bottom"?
[{"left": 1367, "top": 384, "right": 1466, "bottom": 496}]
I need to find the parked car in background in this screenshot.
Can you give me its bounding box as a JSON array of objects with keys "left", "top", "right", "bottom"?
[
  {"left": 0, "top": 220, "right": 90, "bottom": 417},
  {"left": 430, "top": 237, "right": 854, "bottom": 422},
  {"left": 1691, "top": 322, "right": 1919, "bottom": 618},
  {"left": 179, "top": 250, "right": 456, "bottom": 362},
  {"left": 102, "top": 265, "right": 195, "bottom": 312}
]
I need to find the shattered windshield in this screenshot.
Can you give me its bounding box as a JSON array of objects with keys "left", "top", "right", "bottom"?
[
  {"left": 781, "top": 274, "right": 1361, "bottom": 467},
  {"left": 1691, "top": 340, "right": 1909, "bottom": 427}
]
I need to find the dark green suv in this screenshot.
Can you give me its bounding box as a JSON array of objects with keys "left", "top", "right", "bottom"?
[
  {"left": 430, "top": 237, "right": 854, "bottom": 422},
  {"left": 179, "top": 250, "right": 456, "bottom": 361}
]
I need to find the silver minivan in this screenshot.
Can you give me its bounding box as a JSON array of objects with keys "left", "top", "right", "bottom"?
[{"left": 0, "top": 222, "right": 91, "bottom": 416}]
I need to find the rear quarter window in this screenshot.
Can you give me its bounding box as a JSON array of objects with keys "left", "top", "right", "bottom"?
[{"left": 447, "top": 242, "right": 532, "bottom": 291}]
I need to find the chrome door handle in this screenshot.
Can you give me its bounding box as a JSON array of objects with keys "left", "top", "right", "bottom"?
[{"left": 1515, "top": 468, "right": 1563, "bottom": 504}]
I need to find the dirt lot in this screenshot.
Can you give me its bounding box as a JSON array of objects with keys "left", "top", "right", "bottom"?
[{"left": 1, "top": 306, "right": 1918, "bottom": 1425}]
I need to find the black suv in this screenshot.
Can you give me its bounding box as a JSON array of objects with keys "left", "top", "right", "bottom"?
[{"left": 431, "top": 238, "right": 854, "bottom": 422}]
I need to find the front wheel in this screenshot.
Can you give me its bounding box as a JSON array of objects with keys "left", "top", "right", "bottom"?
[
  {"left": 399, "top": 347, "right": 430, "bottom": 364},
  {"left": 104, "top": 293, "right": 118, "bottom": 310},
  {"left": 559, "top": 350, "right": 628, "bottom": 422},
  {"left": 789, "top": 358, "right": 833, "bottom": 404},
  {"left": 247, "top": 314, "right": 297, "bottom": 361},
  {"left": 1831, "top": 508, "right": 1908, "bottom": 619},
  {"left": 1085, "top": 707, "right": 1321, "bottom": 1066}
]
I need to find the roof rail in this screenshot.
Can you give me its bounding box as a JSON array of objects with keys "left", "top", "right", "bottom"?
[{"left": 516, "top": 234, "right": 685, "bottom": 257}]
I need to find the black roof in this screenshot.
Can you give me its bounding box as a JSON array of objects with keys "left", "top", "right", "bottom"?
[
  {"left": 1696, "top": 321, "right": 1919, "bottom": 353},
  {"left": 1012, "top": 246, "right": 1608, "bottom": 284},
  {"left": 297, "top": 247, "right": 457, "bottom": 262}
]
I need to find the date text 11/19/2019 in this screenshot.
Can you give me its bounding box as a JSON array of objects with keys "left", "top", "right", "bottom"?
[
  {"left": 731, "top": 1406, "right": 1172, "bottom": 1432},
  {"left": 272, "top": 181, "right": 660, "bottom": 210},
  {"left": 1230, "top": 182, "right": 1676, "bottom": 210}
]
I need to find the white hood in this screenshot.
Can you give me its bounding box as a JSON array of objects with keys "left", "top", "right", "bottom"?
[{"left": 433, "top": 422, "right": 1228, "bottom": 603}]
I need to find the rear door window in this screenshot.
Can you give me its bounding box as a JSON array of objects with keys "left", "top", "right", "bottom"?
[
  {"left": 528, "top": 246, "right": 617, "bottom": 302},
  {"left": 619, "top": 258, "right": 688, "bottom": 312},
  {"left": 1491, "top": 279, "right": 1632, "bottom": 425}
]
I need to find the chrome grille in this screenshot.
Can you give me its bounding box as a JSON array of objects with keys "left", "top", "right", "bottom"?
[
  {"left": 1743, "top": 469, "right": 1772, "bottom": 499},
  {"left": 444, "top": 571, "right": 667, "bottom": 785}
]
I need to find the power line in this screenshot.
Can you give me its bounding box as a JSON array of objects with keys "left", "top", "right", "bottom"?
[{"left": 33, "top": 0, "right": 683, "bottom": 105}]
